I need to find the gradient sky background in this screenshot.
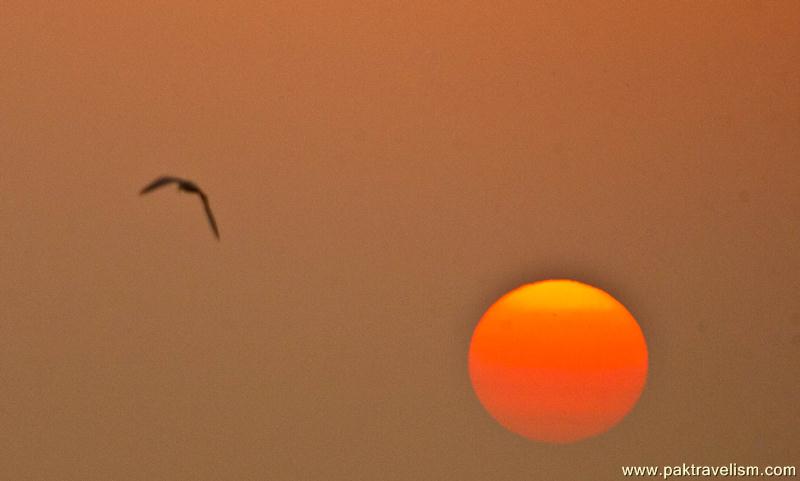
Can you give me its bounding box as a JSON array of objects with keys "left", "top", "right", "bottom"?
[{"left": 1, "top": 2, "right": 798, "bottom": 480}]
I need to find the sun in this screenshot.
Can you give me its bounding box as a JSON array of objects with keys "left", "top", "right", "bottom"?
[{"left": 468, "top": 279, "right": 648, "bottom": 443}]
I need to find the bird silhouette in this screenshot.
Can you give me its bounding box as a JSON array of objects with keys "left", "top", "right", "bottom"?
[{"left": 140, "top": 176, "right": 219, "bottom": 240}]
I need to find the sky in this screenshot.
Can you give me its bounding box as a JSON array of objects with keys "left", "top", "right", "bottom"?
[{"left": 1, "top": 2, "right": 798, "bottom": 480}]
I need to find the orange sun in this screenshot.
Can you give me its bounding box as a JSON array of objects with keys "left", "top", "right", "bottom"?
[{"left": 468, "top": 279, "right": 648, "bottom": 443}]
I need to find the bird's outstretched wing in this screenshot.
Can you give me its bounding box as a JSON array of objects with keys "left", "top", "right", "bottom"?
[
  {"left": 198, "top": 192, "right": 220, "bottom": 240},
  {"left": 140, "top": 176, "right": 182, "bottom": 195}
]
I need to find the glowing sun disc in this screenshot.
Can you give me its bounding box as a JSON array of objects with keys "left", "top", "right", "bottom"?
[{"left": 468, "top": 279, "right": 648, "bottom": 443}]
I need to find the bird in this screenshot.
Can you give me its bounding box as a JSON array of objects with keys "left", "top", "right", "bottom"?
[{"left": 139, "top": 176, "right": 219, "bottom": 240}]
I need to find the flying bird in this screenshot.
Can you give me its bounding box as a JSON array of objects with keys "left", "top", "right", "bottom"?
[{"left": 139, "top": 176, "right": 219, "bottom": 240}]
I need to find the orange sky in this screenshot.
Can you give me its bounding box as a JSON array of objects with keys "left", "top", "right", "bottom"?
[{"left": 1, "top": 2, "right": 799, "bottom": 480}]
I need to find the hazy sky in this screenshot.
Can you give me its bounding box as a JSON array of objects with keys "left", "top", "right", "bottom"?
[{"left": 1, "top": 2, "right": 798, "bottom": 480}]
